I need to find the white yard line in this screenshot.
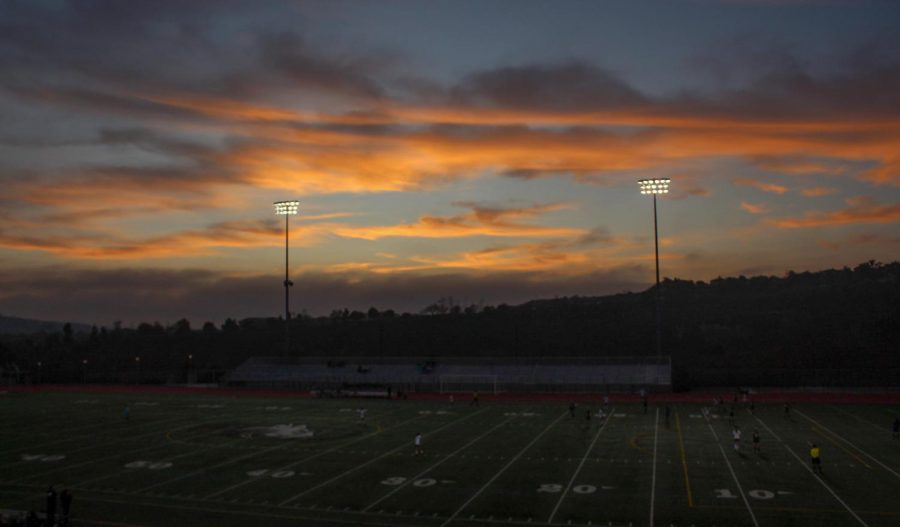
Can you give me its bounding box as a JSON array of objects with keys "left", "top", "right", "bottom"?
[
  {"left": 139, "top": 443, "right": 298, "bottom": 493},
  {"left": 704, "top": 416, "right": 759, "bottom": 527},
  {"left": 1, "top": 416, "right": 186, "bottom": 469},
  {"left": 831, "top": 405, "right": 890, "bottom": 433},
  {"left": 7, "top": 411, "right": 176, "bottom": 447},
  {"left": 441, "top": 411, "right": 567, "bottom": 527},
  {"left": 277, "top": 407, "right": 489, "bottom": 506},
  {"left": 754, "top": 415, "right": 869, "bottom": 527},
  {"left": 546, "top": 408, "right": 617, "bottom": 524},
  {"left": 796, "top": 408, "right": 900, "bottom": 479},
  {"left": 649, "top": 407, "right": 659, "bottom": 527},
  {"left": 362, "top": 415, "right": 515, "bottom": 512},
  {"left": 61, "top": 493, "right": 429, "bottom": 527},
  {"left": 14, "top": 418, "right": 226, "bottom": 482},
  {"left": 203, "top": 412, "right": 431, "bottom": 499},
  {"left": 74, "top": 422, "right": 260, "bottom": 488}
]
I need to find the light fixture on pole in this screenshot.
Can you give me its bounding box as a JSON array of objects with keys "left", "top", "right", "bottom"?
[
  {"left": 637, "top": 178, "right": 670, "bottom": 358},
  {"left": 274, "top": 200, "right": 300, "bottom": 355}
]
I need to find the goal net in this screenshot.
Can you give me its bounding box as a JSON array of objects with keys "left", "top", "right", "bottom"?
[{"left": 438, "top": 374, "right": 499, "bottom": 394}]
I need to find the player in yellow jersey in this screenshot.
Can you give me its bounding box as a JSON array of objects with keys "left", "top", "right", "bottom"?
[{"left": 809, "top": 443, "right": 822, "bottom": 474}]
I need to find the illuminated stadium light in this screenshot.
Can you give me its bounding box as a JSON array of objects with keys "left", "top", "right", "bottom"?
[
  {"left": 637, "top": 178, "right": 671, "bottom": 358},
  {"left": 638, "top": 178, "right": 670, "bottom": 195},
  {"left": 274, "top": 200, "right": 300, "bottom": 355},
  {"left": 273, "top": 200, "right": 300, "bottom": 215}
]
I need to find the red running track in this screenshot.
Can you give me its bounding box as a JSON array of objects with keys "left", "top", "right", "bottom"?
[{"left": 4, "top": 384, "right": 899, "bottom": 404}]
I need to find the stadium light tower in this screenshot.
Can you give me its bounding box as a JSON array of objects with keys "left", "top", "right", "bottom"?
[
  {"left": 274, "top": 200, "right": 300, "bottom": 355},
  {"left": 637, "top": 178, "right": 670, "bottom": 358}
]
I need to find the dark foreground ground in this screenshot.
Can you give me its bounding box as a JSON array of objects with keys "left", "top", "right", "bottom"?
[{"left": 1, "top": 387, "right": 899, "bottom": 527}]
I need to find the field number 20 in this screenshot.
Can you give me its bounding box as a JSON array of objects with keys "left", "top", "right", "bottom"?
[
  {"left": 381, "top": 477, "right": 438, "bottom": 487},
  {"left": 125, "top": 460, "right": 172, "bottom": 469},
  {"left": 716, "top": 488, "right": 775, "bottom": 500},
  {"left": 538, "top": 484, "right": 598, "bottom": 494}
]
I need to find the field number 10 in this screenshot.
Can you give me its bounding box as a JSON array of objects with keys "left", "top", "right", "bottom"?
[{"left": 715, "top": 488, "right": 776, "bottom": 500}]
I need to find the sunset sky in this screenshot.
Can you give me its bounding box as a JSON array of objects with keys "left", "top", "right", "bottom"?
[{"left": 1, "top": 0, "right": 898, "bottom": 326}]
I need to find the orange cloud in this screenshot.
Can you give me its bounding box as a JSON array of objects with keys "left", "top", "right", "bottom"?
[
  {"left": 767, "top": 197, "right": 900, "bottom": 229},
  {"left": 800, "top": 187, "right": 839, "bottom": 197},
  {"left": 0, "top": 220, "right": 329, "bottom": 260},
  {"left": 740, "top": 202, "right": 769, "bottom": 214},
  {"left": 734, "top": 178, "right": 789, "bottom": 194},
  {"left": 331, "top": 202, "right": 583, "bottom": 240}
]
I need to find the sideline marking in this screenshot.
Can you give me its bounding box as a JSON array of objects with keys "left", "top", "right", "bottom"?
[
  {"left": 675, "top": 412, "right": 694, "bottom": 508},
  {"left": 278, "top": 408, "right": 489, "bottom": 506},
  {"left": 204, "top": 410, "right": 427, "bottom": 499},
  {"left": 629, "top": 432, "right": 649, "bottom": 453},
  {"left": 809, "top": 426, "right": 871, "bottom": 469},
  {"left": 441, "top": 411, "right": 567, "bottom": 527},
  {"left": 797, "top": 409, "right": 899, "bottom": 479},
  {"left": 831, "top": 406, "right": 890, "bottom": 433},
  {"left": 546, "top": 408, "right": 617, "bottom": 524},
  {"left": 754, "top": 415, "right": 869, "bottom": 527},
  {"left": 1, "top": 415, "right": 185, "bottom": 470},
  {"left": 363, "top": 415, "right": 514, "bottom": 512},
  {"left": 649, "top": 408, "right": 659, "bottom": 527},
  {"left": 14, "top": 418, "right": 218, "bottom": 482},
  {"left": 704, "top": 416, "right": 759, "bottom": 527}
]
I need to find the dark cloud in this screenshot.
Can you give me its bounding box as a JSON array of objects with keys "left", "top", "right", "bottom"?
[
  {"left": 0, "top": 265, "right": 649, "bottom": 326},
  {"left": 451, "top": 62, "right": 647, "bottom": 111},
  {"left": 258, "top": 32, "right": 387, "bottom": 100}
]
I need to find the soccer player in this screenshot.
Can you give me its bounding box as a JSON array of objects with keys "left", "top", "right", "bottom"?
[
  {"left": 783, "top": 403, "right": 791, "bottom": 419},
  {"left": 414, "top": 432, "right": 423, "bottom": 456},
  {"left": 732, "top": 426, "right": 742, "bottom": 451},
  {"left": 752, "top": 429, "right": 761, "bottom": 454},
  {"left": 810, "top": 443, "right": 822, "bottom": 474},
  {"left": 603, "top": 395, "right": 609, "bottom": 410},
  {"left": 471, "top": 391, "right": 479, "bottom": 406},
  {"left": 123, "top": 404, "right": 131, "bottom": 422},
  {"left": 892, "top": 417, "right": 899, "bottom": 440},
  {"left": 569, "top": 402, "right": 576, "bottom": 419},
  {"left": 357, "top": 408, "right": 367, "bottom": 422}
]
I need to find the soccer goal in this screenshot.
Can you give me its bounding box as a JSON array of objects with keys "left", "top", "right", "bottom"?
[{"left": 438, "top": 374, "right": 499, "bottom": 394}]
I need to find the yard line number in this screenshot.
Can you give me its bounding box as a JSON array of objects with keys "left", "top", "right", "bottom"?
[{"left": 715, "top": 488, "right": 778, "bottom": 500}]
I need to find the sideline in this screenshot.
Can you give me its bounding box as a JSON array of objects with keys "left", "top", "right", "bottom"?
[
  {"left": 675, "top": 412, "right": 694, "bottom": 507},
  {"left": 754, "top": 414, "right": 869, "bottom": 527},
  {"left": 546, "top": 407, "right": 617, "bottom": 524},
  {"left": 704, "top": 414, "right": 759, "bottom": 527},
  {"left": 440, "top": 411, "right": 568, "bottom": 527}
]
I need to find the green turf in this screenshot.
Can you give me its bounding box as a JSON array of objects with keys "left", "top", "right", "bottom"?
[{"left": 1, "top": 391, "right": 899, "bottom": 527}]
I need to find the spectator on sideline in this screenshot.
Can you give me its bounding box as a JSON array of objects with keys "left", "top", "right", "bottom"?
[
  {"left": 45, "top": 486, "right": 57, "bottom": 527},
  {"left": 60, "top": 489, "right": 72, "bottom": 525}
]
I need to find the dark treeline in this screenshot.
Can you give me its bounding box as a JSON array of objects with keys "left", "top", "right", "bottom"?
[{"left": 1, "top": 261, "right": 898, "bottom": 389}]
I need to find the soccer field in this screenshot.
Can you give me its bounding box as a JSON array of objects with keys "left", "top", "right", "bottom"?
[{"left": 1, "top": 390, "right": 899, "bottom": 527}]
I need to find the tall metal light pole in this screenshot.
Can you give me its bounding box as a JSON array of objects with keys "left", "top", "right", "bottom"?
[
  {"left": 274, "top": 200, "right": 300, "bottom": 356},
  {"left": 637, "top": 178, "right": 670, "bottom": 358}
]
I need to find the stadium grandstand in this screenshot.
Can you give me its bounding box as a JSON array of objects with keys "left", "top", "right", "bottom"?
[{"left": 224, "top": 355, "right": 671, "bottom": 394}]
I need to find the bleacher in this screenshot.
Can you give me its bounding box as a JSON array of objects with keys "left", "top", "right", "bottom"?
[{"left": 224, "top": 356, "right": 671, "bottom": 393}]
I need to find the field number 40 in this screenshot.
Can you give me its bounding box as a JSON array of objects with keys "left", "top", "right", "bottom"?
[{"left": 716, "top": 488, "right": 776, "bottom": 500}]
